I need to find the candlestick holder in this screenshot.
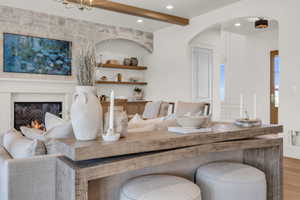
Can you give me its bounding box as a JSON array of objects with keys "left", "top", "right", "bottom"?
[
  {"left": 102, "top": 128, "right": 121, "bottom": 142},
  {"left": 234, "top": 118, "right": 262, "bottom": 128}
]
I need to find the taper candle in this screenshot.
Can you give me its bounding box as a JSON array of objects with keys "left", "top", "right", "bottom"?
[
  {"left": 240, "top": 94, "right": 244, "bottom": 119},
  {"left": 253, "top": 94, "right": 257, "bottom": 119},
  {"left": 109, "top": 90, "right": 114, "bottom": 130}
]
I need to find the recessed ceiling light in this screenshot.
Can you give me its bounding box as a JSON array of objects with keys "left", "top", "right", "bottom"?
[
  {"left": 247, "top": 17, "right": 260, "bottom": 23},
  {"left": 235, "top": 23, "right": 241, "bottom": 27},
  {"left": 137, "top": 19, "right": 143, "bottom": 23},
  {"left": 166, "top": 5, "right": 174, "bottom": 10}
]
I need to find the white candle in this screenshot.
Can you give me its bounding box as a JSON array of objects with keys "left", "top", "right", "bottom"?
[
  {"left": 253, "top": 94, "right": 257, "bottom": 119},
  {"left": 109, "top": 90, "right": 114, "bottom": 130},
  {"left": 240, "top": 94, "right": 244, "bottom": 119}
]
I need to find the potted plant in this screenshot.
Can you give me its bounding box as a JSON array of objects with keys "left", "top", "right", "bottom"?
[
  {"left": 70, "top": 45, "right": 103, "bottom": 141},
  {"left": 133, "top": 87, "right": 144, "bottom": 100}
]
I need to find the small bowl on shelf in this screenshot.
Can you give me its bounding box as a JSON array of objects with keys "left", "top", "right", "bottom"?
[{"left": 176, "top": 116, "right": 210, "bottom": 128}]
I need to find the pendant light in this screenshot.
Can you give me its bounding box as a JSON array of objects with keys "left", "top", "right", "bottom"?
[{"left": 255, "top": 18, "right": 269, "bottom": 29}]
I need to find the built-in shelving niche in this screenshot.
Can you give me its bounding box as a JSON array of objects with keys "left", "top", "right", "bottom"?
[{"left": 95, "top": 38, "right": 151, "bottom": 99}]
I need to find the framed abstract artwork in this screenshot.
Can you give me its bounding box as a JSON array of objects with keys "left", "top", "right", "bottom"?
[{"left": 3, "top": 33, "right": 72, "bottom": 76}]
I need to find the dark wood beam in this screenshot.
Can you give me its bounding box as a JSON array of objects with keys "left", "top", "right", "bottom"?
[{"left": 68, "top": 0, "right": 189, "bottom": 26}]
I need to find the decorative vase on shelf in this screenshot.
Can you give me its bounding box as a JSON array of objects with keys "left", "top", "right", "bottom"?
[
  {"left": 130, "top": 57, "right": 139, "bottom": 66},
  {"left": 104, "top": 107, "right": 128, "bottom": 138},
  {"left": 123, "top": 58, "right": 131, "bottom": 66},
  {"left": 133, "top": 87, "right": 144, "bottom": 100},
  {"left": 133, "top": 92, "right": 143, "bottom": 100},
  {"left": 71, "top": 86, "right": 103, "bottom": 141}
]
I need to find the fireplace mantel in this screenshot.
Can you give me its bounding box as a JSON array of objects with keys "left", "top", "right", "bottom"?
[{"left": 0, "top": 78, "right": 76, "bottom": 133}]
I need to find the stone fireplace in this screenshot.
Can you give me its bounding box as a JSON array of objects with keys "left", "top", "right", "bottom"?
[{"left": 14, "top": 102, "right": 62, "bottom": 130}]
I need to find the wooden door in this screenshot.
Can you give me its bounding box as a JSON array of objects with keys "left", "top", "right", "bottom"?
[{"left": 270, "top": 50, "right": 279, "bottom": 124}]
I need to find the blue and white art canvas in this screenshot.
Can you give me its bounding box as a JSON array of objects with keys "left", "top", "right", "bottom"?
[{"left": 4, "top": 33, "right": 72, "bottom": 75}]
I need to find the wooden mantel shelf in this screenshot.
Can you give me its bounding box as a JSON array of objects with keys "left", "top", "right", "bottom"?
[
  {"left": 96, "top": 81, "right": 147, "bottom": 85},
  {"left": 99, "top": 63, "right": 147, "bottom": 70}
]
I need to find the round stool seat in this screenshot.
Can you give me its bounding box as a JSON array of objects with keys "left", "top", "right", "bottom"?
[
  {"left": 196, "top": 162, "right": 266, "bottom": 200},
  {"left": 120, "top": 175, "right": 201, "bottom": 200}
]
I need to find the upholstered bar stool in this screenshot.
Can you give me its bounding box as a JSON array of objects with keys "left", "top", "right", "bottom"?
[
  {"left": 120, "top": 175, "right": 202, "bottom": 200},
  {"left": 196, "top": 162, "right": 266, "bottom": 200}
]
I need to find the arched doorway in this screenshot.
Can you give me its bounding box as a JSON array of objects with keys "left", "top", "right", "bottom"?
[{"left": 189, "top": 17, "right": 279, "bottom": 123}]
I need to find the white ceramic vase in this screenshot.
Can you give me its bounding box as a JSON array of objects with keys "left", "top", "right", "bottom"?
[{"left": 71, "top": 86, "right": 103, "bottom": 141}]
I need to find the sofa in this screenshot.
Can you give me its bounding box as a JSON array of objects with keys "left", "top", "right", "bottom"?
[
  {"left": 128, "top": 101, "right": 210, "bottom": 133},
  {"left": 0, "top": 113, "right": 73, "bottom": 200},
  {"left": 0, "top": 139, "right": 58, "bottom": 200}
]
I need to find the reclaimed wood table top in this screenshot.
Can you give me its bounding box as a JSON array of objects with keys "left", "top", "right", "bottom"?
[{"left": 55, "top": 122, "right": 283, "bottom": 161}]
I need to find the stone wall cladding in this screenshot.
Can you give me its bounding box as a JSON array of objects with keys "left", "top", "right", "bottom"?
[{"left": 0, "top": 5, "right": 153, "bottom": 81}]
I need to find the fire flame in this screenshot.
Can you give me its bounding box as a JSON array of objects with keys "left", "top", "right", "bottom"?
[{"left": 27, "top": 120, "right": 45, "bottom": 131}]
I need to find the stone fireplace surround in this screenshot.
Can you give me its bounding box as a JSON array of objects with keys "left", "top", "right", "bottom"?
[{"left": 0, "top": 78, "right": 75, "bottom": 133}]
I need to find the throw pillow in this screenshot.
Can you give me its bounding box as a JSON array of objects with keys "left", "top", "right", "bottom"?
[
  {"left": 21, "top": 126, "right": 46, "bottom": 141},
  {"left": 21, "top": 113, "right": 74, "bottom": 154},
  {"left": 3, "top": 129, "right": 46, "bottom": 158},
  {"left": 46, "top": 121, "right": 74, "bottom": 139},
  {"left": 158, "top": 102, "right": 170, "bottom": 117},
  {"left": 45, "top": 112, "right": 66, "bottom": 131},
  {"left": 143, "top": 101, "right": 162, "bottom": 119}
]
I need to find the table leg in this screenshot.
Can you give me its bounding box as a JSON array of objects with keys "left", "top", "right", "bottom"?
[
  {"left": 76, "top": 175, "right": 89, "bottom": 200},
  {"left": 243, "top": 142, "right": 283, "bottom": 200}
]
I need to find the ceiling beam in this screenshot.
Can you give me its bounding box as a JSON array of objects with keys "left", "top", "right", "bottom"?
[{"left": 68, "top": 0, "right": 190, "bottom": 26}]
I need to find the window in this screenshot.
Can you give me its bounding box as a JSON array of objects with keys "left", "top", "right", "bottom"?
[
  {"left": 220, "top": 64, "right": 225, "bottom": 101},
  {"left": 192, "top": 47, "right": 212, "bottom": 101}
]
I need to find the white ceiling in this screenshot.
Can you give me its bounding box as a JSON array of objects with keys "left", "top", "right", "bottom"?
[{"left": 0, "top": 0, "right": 240, "bottom": 32}]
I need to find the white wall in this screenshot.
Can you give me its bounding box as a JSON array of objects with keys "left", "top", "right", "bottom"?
[{"left": 144, "top": 0, "right": 299, "bottom": 158}]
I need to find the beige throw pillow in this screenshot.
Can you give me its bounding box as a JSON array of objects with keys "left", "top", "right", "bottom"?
[
  {"left": 143, "top": 101, "right": 162, "bottom": 119},
  {"left": 45, "top": 112, "right": 65, "bottom": 130},
  {"left": 3, "top": 129, "right": 46, "bottom": 158},
  {"left": 20, "top": 127, "right": 46, "bottom": 141},
  {"left": 175, "top": 101, "right": 207, "bottom": 117},
  {"left": 158, "top": 102, "right": 170, "bottom": 117},
  {"left": 45, "top": 113, "right": 74, "bottom": 139},
  {"left": 21, "top": 113, "right": 74, "bottom": 154}
]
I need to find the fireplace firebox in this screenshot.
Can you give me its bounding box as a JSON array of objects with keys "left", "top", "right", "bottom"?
[{"left": 14, "top": 102, "right": 62, "bottom": 130}]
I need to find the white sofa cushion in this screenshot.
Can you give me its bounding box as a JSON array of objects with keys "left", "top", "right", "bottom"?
[
  {"left": 120, "top": 175, "right": 201, "bottom": 200},
  {"left": 3, "top": 129, "right": 46, "bottom": 158}
]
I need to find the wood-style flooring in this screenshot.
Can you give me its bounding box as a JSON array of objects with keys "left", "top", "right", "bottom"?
[{"left": 284, "top": 157, "right": 300, "bottom": 200}]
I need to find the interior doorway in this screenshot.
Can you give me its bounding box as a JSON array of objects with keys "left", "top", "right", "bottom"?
[{"left": 270, "top": 50, "right": 279, "bottom": 124}]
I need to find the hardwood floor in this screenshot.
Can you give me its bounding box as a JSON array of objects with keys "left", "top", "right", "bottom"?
[{"left": 284, "top": 157, "right": 300, "bottom": 200}]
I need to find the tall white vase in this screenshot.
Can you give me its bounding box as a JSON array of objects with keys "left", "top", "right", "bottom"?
[{"left": 71, "top": 86, "right": 103, "bottom": 141}]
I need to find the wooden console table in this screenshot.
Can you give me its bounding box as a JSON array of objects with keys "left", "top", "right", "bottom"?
[{"left": 55, "top": 123, "right": 283, "bottom": 200}]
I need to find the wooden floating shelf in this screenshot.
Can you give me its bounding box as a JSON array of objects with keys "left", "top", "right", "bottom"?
[
  {"left": 96, "top": 81, "right": 147, "bottom": 85},
  {"left": 98, "top": 63, "right": 147, "bottom": 70}
]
